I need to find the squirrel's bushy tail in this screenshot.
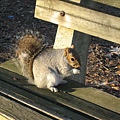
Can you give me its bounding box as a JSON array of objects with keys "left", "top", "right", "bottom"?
[{"left": 16, "top": 32, "right": 45, "bottom": 83}]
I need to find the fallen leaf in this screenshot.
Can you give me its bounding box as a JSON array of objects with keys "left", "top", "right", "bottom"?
[
  {"left": 115, "top": 71, "right": 120, "bottom": 75},
  {"left": 112, "top": 86, "right": 120, "bottom": 91}
]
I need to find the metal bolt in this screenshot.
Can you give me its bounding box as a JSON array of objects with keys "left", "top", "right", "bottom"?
[{"left": 60, "top": 11, "right": 65, "bottom": 16}]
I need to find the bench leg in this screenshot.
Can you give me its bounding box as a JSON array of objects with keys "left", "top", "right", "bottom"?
[{"left": 71, "top": 31, "right": 91, "bottom": 84}]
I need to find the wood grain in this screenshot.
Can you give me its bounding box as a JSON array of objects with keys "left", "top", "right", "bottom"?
[{"left": 35, "top": 0, "right": 120, "bottom": 44}]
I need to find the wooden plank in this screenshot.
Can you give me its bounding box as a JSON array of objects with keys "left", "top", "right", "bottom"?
[
  {"left": 35, "top": 0, "right": 120, "bottom": 44},
  {"left": 0, "top": 77, "right": 97, "bottom": 120},
  {"left": 0, "top": 66, "right": 120, "bottom": 119},
  {"left": 0, "top": 60, "right": 93, "bottom": 120},
  {"left": 93, "top": 0, "right": 120, "bottom": 8},
  {"left": 54, "top": 0, "right": 91, "bottom": 84},
  {"left": 71, "top": 0, "right": 80, "bottom": 2},
  {"left": 0, "top": 59, "right": 22, "bottom": 75},
  {"left": 54, "top": 0, "right": 80, "bottom": 49},
  {"left": 54, "top": 0, "right": 88, "bottom": 84},
  {"left": 53, "top": 25, "right": 74, "bottom": 49},
  {"left": 0, "top": 113, "right": 14, "bottom": 120},
  {"left": 0, "top": 60, "right": 120, "bottom": 116},
  {"left": 70, "top": 32, "right": 91, "bottom": 83},
  {"left": 0, "top": 95, "right": 52, "bottom": 120}
]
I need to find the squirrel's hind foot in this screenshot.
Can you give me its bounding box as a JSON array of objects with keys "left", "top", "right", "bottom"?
[{"left": 49, "top": 87, "right": 58, "bottom": 92}]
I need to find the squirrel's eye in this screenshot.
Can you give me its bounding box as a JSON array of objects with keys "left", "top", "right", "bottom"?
[{"left": 71, "top": 57, "right": 75, "bottom": 61}]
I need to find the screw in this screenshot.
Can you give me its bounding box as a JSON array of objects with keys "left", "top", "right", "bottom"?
[{"left": 60, "top": 11, "right": 65, "bottom": 16}]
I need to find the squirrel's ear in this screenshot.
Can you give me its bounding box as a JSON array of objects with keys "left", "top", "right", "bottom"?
[
  {"left": 71, "top": 45, "right": 74, "bottom": 49},
  {"left": 64, "top": 48, "right": 69, "bottom": 57}
]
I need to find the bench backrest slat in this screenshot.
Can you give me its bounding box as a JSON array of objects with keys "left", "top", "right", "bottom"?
[
  {"left": 35, "top": 0, "right": 120, "bottom": 44},
  {"left": 93, "top": 0, "right": 120, "bottom": 8}
]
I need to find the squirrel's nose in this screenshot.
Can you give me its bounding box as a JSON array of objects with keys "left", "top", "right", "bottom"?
[{"left": 73, "top": 64, "right": 80, "bottom": 69}]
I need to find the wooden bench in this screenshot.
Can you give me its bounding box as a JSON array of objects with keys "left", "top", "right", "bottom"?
[
  {"left": 35, "top": 0, "right": 120, "bottom": 84},
  {"left": 0, "top": 0, "right": 120, "bottom": 119}
]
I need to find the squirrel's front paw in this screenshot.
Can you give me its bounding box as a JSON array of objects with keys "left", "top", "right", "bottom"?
[
  {"left": 49, "top": 87, "right": 58, "bottom": 92},
  {"left": 73, "top": 68, "right": 80, "bottom": 74}
]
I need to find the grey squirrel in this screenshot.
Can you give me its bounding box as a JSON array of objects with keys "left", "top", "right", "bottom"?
[{"left": 16, "top": 34, "right": 81, "bottom": 92}]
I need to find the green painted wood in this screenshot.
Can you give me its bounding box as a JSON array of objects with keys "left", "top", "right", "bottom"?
[
  {"left": 0, "top": 73, "right": 96, "bottom": 120},
  {"left": 0, "top": 80, "right": 88, "bottom": 120},
  {"left": 0, "top": 60, "right": 120, "bottom": 120},
  {"left": 70, "top": 31, "right": 91, "bottom": 83},
  {"left": 0, "top": 95, "right": 53, "bottom": 120},
  {"left": 93, "top": 0, "right": 120, "bottom": 8},
  {"left": 0, "top": 59, "right": 22, "bottom": 75},
  {"left": 0, "top": 69, "right": 120, "bottom": 120}
]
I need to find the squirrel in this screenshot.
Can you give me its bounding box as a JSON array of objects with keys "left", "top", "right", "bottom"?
[{"left": 16, "top": 34, "right": 81, "bottom": 92}]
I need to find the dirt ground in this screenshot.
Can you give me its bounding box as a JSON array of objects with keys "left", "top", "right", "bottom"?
[{"left": 0, "top": 0, "right": 120, "bottom": 97}]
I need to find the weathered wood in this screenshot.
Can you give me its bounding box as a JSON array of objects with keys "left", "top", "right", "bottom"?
[
  {"left": 70, "top": 32, "right": 91, "bottom": 83},
  {"left": 1, "top": 0, "right": 120, "bottom": 119},
  {"left": 53, "top": 25, "right": 74, "bottom": 49},
  {"left": 0, "top": 78, "right": 99, "bottom": 120},
  {"left": 0, "top": 93, "right": 52, "bottom": 120},
  {"left": 35, "top": 0, "right": 120, "bottom": 44},
  {"left": 53, "top": 0, "right": 91, "bottom": 84},
  {"left": 35, "top": 0, "right": 120, "bottom": 84},
  {"left": 0, "top": 112, "right": 14, "bottom": 120},
  {"left": 93, "top": 0, "right": 120, "bottom": 8},
  {"left": 0, "top": 59, "right": 120, "bottom": 119},
  {"left": 53, "top": 0, "right": 80, "bottom": 49}
]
